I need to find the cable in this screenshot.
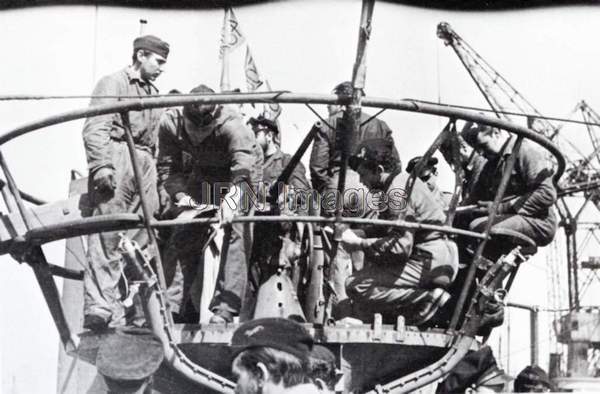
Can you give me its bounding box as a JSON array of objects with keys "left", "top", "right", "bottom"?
[{"left": 405, "top": 98, "right": 600, "bottom": 129}]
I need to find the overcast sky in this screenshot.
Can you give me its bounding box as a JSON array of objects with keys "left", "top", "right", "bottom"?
[{"left": 2, "top": 1, "right": 600, "bottom": 392}]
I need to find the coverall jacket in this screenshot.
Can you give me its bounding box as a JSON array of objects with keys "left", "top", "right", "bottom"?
[
  {"left": 157, "top": 105, "right": 263, "bottom": 317},
  {"left": 346, "top": 171, "right": 459, "bottom": 322},
  {"left": 309, "top": 111, "right": 399, "bottom": 194},
  {"left": 82, "top": 66, "right": 162, "bottom": 327},
  {"left": 466, "top": 138, "right": 557, "bottom": 247}
]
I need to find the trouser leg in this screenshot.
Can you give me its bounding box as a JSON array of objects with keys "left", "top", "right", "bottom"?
[
  {"left": 84, "top": 143, "right": 158, "bottom": 327},
  {"left": 469, "top": 213, "right": 556, "bottom": 248},
  {"left": 210, "top": 211, "right": 254, "bottom": 317}
]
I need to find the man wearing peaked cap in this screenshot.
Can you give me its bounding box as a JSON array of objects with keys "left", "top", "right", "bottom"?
[
  {"left": 82, "top": 33, "right": 169, "bottom": 331},
  {"left": 133, "top": 35, "right": 170, "bottom": 61},
  {"left": 96, "top": 327, "right": 165, "bottom": 393},
  {"left": 231, "top": 318, "right": 320, "bottom": 394}
]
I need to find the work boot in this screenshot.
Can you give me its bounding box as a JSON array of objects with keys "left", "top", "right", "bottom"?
[{"left": 411, "top": 288, "right": 451, "bottom": 327}]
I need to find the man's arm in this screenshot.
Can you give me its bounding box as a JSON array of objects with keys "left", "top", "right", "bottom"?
[
  {"left": 226, "top": 118, "right": 256, "bottom": 185},
  {"left": 501, "top": 145, "right": 557, "bottom": 216},
  {"left": 361, "top": 229, "right": 414, "bottom": 263},
  {"left": 380, "top": 119, "right": 400, "bottom": 164},
  {"left": 309, "top": 123, "right": 331, "bottom": 194},
  {"left": 157, "top": 111, "right": 187, "bottom": 199},
  {"left": 82, "top": 74, "right": 121, "bottom": 175}
]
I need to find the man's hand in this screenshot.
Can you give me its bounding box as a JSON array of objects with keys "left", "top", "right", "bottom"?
[
  {"left": 159, "top": 188, "right": 171, "bottom": 209},
  {"left": 220, "top": 185, "right": 239, "bottom": 226},
  {"left": 175, "top": 193, "right": 198, "bottom": 208},
  {"left": 340, "top": 228, "right": 363, "bottom": 247},
  {"left": 92, "top": 167, "right": 116, "bottom": 194},
  {"left": 477, "top": 201, "right": 493, "bottom": 211}
]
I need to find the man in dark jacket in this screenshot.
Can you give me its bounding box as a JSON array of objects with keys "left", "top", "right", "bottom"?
[
  {"left": 82, "top": 34, "right": 169, "bottom": 330},
  {"left": 309, "top": 81, "right": 399, "bottom": 195},
  {"left": 158, "top": 84, "right": 263, "bottom": 323},
  {"left": 309, "top": 82, "right": 400, "bottom": 304},
  {"left": 459, "top": 122, "right": 557, "bottom": 247}
]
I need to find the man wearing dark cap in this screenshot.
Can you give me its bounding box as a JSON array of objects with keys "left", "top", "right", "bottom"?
[
  {"left": 82, "top": 34, "right": 169, "bottom": 330},
  {"left": 341, "top": 138, "right": 458, "bottom": 326},
  {"left": 458, "top": 122, "right": 557, "bottom": 247},
  {"left": 249, "top": 115, "right": 310, "bottom": 194},
  {"left": 95, "top": 327, "right": 164, "bottom": 393},
  {"left": 405, "top": 155, "right": 448, "bottom": 209},
  {"left": 247, "top": 115, "right": 311, "bottom": 285},
  {"left": 231, "top": 317, "right": 320, "bottom": 393},
  {"left": 157, "top": 84, "right": 263, "bottom": 323}
]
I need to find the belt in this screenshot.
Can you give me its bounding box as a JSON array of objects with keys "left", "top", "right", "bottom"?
[
  {"left": 110, "top": 138, "right": 154, "bottom": 154},
  {"left": 415, "top": 230, "right": 449, "bottom": 243}
]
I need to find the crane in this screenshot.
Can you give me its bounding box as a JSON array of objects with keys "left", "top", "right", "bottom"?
[{"left": 438, "top": 21, "right": 600, "bottom": 381}]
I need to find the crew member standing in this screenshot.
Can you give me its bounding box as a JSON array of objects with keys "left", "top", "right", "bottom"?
[{"left": 82, "top": 35, "right": 169, "bottom": 330}]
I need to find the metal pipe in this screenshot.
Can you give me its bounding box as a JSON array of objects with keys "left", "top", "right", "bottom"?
[
  {"left": 0, "top": 179, "right": 46, "bottom": 206},
  {"left": 119, "top": 236, "right": 235, "bottom": 393},
  {"left": 28, "top": 247, "right": 78, "bottom": 353},
  {"left": 0, "top": 180, "right": 18, "bottom": 213},
  {"left": 118, "top": 112, "right": 168, "bottom": 293},
  {"left": 333, "top": 0, "right": 374, "bottom": 241},
  {"left": 0, "top": 94, "right": 565, "bottom": 183},
  {"left": 269, "top": 122, "right": 321, "bottom": 201},
  {"left": 0, "top": 150, "right": 35, "bottom": 230},
  {"left": 24, "top": 214, "right": 488, "bottom": 247},
  {"left": 506, "top": 302, "right": 540, "bottom": 365}
]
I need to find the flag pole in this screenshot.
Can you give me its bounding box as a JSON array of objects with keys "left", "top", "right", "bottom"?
[
  {"left": 220, "top": 8, "right": 231, "bottom": 92},
  {"left": 139, "top": 19, "right": 147, "bottom": 36}
]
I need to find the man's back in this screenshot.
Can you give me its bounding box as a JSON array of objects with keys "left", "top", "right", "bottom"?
[{"left": 309, "top": 111, "right": 399, "bottom": 193}]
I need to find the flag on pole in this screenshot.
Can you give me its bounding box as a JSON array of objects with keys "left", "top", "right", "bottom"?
[
  {"left": 219, "top": 8, "right": 246, "bottom": 59},
  {"left": 218, "top": 7, "right": 282, "bottom": 121},
  {"left": 245, "top": 47, "right": 263, "bottom": 92},
  {"left": 262, "top": 79, "right": 282, "bottom": 121}
]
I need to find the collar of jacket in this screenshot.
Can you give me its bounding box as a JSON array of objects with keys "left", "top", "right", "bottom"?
[
  {"left": 125, "top": 66, "right": 156, "bottom": 90},
  {"left": 264, "top": 147, "right": 283, "bottom": 162}
]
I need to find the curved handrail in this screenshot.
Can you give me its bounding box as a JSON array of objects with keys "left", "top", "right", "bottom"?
[
  {"left": 0, "top": 92, "right": 565, "bottom": 183},
  {"left": 23, "top": 214, "right": 487, "bottom": 247}
]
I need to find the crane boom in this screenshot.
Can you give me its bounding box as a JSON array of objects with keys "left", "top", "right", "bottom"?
[{"left": 436, "top": 22, "right": 560, "bottom": 138}]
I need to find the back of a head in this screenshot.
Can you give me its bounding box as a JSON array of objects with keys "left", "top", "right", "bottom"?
[
  {"left": 189, "top": 84, "right": 215, "bottom": 95},
  {"left": 233, "top": 346, "right": 312, "bottom": 389},
  {"left": 231, "top": 318, "right": 315, "bottom": 388},
  {"left": 349, "top": 137, "right": 400, "bottom": 173},
  {"left": 513, "top": 365, "right": 553, "bottom": 392},
  {"left": 309, "top": 345, "right": 338, "bottom": 391},
  {"left": 332, "top": 81, "right": 365, "bottom": 97}
]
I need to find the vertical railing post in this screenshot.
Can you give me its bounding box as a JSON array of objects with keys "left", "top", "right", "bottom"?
[
  {"left": 119, "top": 112, "right": 168, "bottom": 294},
  {"left": 531, "top": 305, "right": 540, "bottom": 365}
]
